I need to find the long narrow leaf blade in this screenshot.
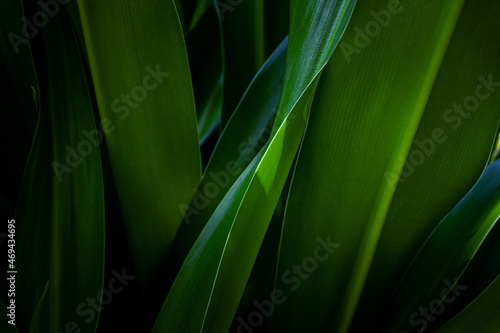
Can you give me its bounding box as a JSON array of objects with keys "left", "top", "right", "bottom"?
[
  {"left": 273, "top": 1, "right": 467, "bottom": 332},
  {"left": 154, "top": 1, "right": 356, "bottom": 331},
  {"left": 385, "top": 159, "right": 500, "bottom": 332},
  {"left": 170, "top": 37, "right": 287, "bottom": 270},
  {"left": 435, "top": 275, "right": 500, "bottom": 333},
  {"left": 76, "top": 0, "right": 202, "bottom": 288},
  {"left": 353, "top": 2, "right": 500, "bottom": 329},
  {"left": 16, "top": 4, "right": 105, "bottom": 333}
]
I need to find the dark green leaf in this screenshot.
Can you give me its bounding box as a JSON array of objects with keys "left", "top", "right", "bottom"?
[
  {"left": 15, "top": 5, "right": 105, "bottom": 333},
  {"left": 385, "top": 159, "right": 500, "bottom": 333},
  {"left": 76, "top": 0, "right": 202, "bottom": 289},
  {"left": 436, "top": 275, "right": 500, "bottom": 333}
]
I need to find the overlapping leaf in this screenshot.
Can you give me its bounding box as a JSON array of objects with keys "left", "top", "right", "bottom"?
[
  {"left": 354, "top": 1, "right": 500, "bottom": 330},
  {"left": 186, "top": 2, "right": 224, "bottom": 145},
  {"left": 436, "top": 275, "right": 500, "bottom": 333},
  {"left": 170, "top": 37, "right": 287, "bottom": 272},
  {"left": 220, "top": 0, "right": 266, "bottom": 126},
  {"left": 15, "top": 4, "right": 104, "bottom": 333},
  {"left": 385, "top": 159, "right": 500, "bottom": 332},
  {"left": 76, "top": 0, "right": 201, "bottom": 290},
  {"left": 153, "top": 1, "right": 356, "bottom": 332},
  {"left": 272, "top": 1, "right": 491, "bottom": 332}
]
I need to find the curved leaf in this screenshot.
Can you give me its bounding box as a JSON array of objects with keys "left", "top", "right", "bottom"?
[
  {"left": 76, "top": 0, "right": 202, "bottom": 289},
  {"left": 170, "top": 37, "right": 287, "bottom": 273},
  {"left": 220, "top": 0, "right": 266, "bottom": 126},
  {"left": 15, "top": 4, "right": 105, "bottom": 333},
  {"left": 271, "top": 0, "right": 356, "bottom": 134},
  {"left": 187, "top": 2, "right": 224, "bottom": 145},
  {"left": 385, "top": 159, "right": 500, "bottom": 332},
  {"left": 426, "top": 216, "right": 500, "bottom": 330},
  {"left": 273, "top": 1, "right": 470, "bottom": 332},
  {"left": 189, "top": 0, "right": 213, "bottom": 33},
  {"left": 353, "top": 1, "right": 500, "bottom": 329},
  {"left": 154, "top": 1, "right": 356, "bottom": 331},
  {"left": 436, "top": 275, "right": 500, "bottom": 333},
  {"left": 263, "top": 0, "right": 289, "bottom": 58},
  {"left": 28, "top": 282, "right": 49, "bottom": 333}
]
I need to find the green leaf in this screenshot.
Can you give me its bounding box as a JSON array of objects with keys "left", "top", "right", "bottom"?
[
  {"left": 169, "top": 0, "right": 355, "bottom": 280},
  {"left": 152, "top": 147, "right": 265, "bottom": 333},
  {"left": 436, "top": 275, "right": 500, "bottom": 333},
  {"left": 189, "top": 0, "right": 213, "bottom": 33},
  {"left": 190, "top": 0, "right": 289, "bottom": 65},
  {"left": 230, "top": 172, "right": 291, "bottom": 332},
  {"left": 169, "top": 37, "right": 287, "bottom": 272},
  {"left": 29, "top": 282, "right": 49, "bottom": 333},
  {"left": 220, "top": 0, "right": 266, "bottom": 126},
  {"left": 76, "top": 0, "right": 202, "bottom": 288},
  {"left": 15, "top": 4, "right": 105, "bottom": 333},
  {"left": 353, "top": 1, "right": 500, "bottom": 329},
  {"left": 187, "top": 2, "right": 224, "bottom": 145},
  {"left": 491, "top": 130, "right": 500, "bottom": 162},
  {"left": 155, "top": 75, "right": 318, "bottom": 333},
  {"left": 452, "top": 215, "right": 500, "bottom": 308},
  {"left": 263, "top": 0, "right": 289, "bottom": 57},
  {"left": 385, "top": 159, "right": 500, "bottom": 333},
  {"left": 198, "top": 92, "right": 312, "bottom": 332},
  {"left": 271, "top": 0, "right": 356, "bottom": 134},
  {"left": 154, "top": 1, "right": 356, "bottom": 331},
  {"left": 273, "top": 1, "right": 480, "bottom": 332},
  {"left": 412, "top": 215, "right": 500, "bottom": 331},
  {"left": 174, "top": 0, "right": 187, "bottom": 32}
]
